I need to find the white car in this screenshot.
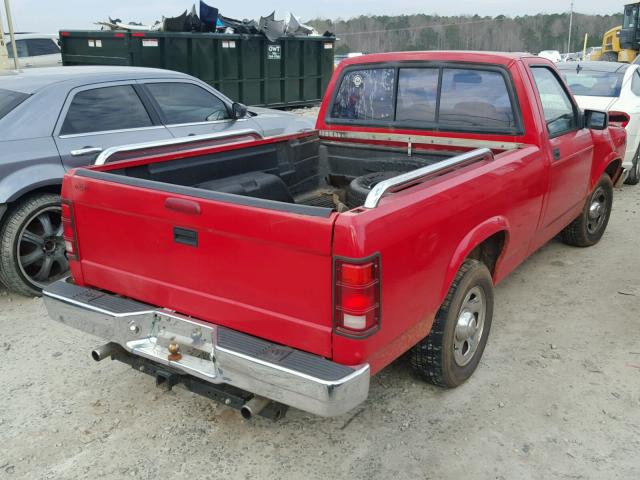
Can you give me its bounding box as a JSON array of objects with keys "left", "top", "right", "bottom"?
[
  {"left": 558, "top": 61, "right": 640, "bottom": 185},
  {"left": 538, "top": 50, "right": 562, "bottom": 63},
  {"left": 3, "top": 34, "right": 61, "bottom": 69}
]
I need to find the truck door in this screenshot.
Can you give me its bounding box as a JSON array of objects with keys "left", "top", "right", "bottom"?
[{"left": 528, "top": 64, "right": 593, "bottom": 232}]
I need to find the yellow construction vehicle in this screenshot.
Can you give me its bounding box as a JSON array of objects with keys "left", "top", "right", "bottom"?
[{"left": 594, "top": 3, "right": 640, "bottom": 62}]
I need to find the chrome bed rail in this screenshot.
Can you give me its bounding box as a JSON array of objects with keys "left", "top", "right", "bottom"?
[
  {"left": 94, "top": 129, "right": 264, "bottom": 166},
  {"left": 363, "top": 147, "right": 495, "bottom": 209}
]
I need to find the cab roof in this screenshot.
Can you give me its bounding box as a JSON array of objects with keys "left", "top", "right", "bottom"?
[{"left": 340, "top": 51, "right": 537, "bottom": 68}]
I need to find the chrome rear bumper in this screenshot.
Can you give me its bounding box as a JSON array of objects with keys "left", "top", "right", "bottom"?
[{"left": 43, "top": 279, "right": 369, "bottom": 417}]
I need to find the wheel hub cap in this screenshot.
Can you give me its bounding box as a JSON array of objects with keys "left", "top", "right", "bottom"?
[
  {"left": 453, "top": 286, "right": 486, "bottom": 367},
  {"left": 17, "top": 206, "right": 69, "bottom": 289},
  {"left": 586, "top": 186, "right": 608, "bottom": 235}
]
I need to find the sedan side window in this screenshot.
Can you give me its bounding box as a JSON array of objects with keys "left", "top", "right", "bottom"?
[
  {"left": 61, "top": 85, "right": 153, "bottom": 135},
  {"left": 146, "top": 83, "right": 230, "bottom": 124},
  {"left": 6, "top": 40, "right": 28, "bottom": 58},
  {"left": 531, "top": 67, "right": 577, "bottom": 136},
  {"left": 25, "top": 38, "right": 60, "bottom": 56}
]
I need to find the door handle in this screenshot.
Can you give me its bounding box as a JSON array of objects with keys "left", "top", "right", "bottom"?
[
  {"left": 173, "top": 227, "right": 198, "bottom": 247},
  {"left": 70, "top": 146, "right": 103, "bottom": 157},
  {"left": 165, "top": 197, "right": 201, "bottom": 215},
  {"left": 552, "top": 147, "right": 561, "bottom": 160}
]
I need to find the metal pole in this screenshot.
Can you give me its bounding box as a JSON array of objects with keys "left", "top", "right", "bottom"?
[
  {"left": 567, "top": 0, "right": 574, "bottom": 53},
  {"left": 0, "top": 6, "right": 8, "bottom": 70},
  {"left": 3, "top": 0, "right": 19, "bottom": 69},
  {"left": 582, "top": 33, "right": 588, "bottom": 60}
]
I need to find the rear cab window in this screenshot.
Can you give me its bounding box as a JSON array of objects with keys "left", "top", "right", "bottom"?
[
  {"left": 0, "top": 88, "right": 30, "bottom": 120},
  {"left": 328, "top": 63, "right": 521, "bottom": 135},
  {"left": 331, "top": 68, "right": 395, "bottom": 121}
]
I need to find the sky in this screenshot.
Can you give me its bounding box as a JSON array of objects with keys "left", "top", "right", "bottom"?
[{"left": 2, "top": 0, "right": 628, "bottom": 33}]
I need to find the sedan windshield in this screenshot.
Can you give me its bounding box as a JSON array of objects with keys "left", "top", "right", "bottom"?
[
  {"left": 0, "top": 88, "right": 29, "bottom": 120},
  {"left": 561, "top": 71, "right": 624, "bottom": 97}
]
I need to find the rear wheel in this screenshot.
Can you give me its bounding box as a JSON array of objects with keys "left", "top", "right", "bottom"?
[
  {"left": 601, "top": 51, "right": 619, "bottom": 62},
  {"left": 560, "top": 174, "right": 613, "bottom": 247},
  {"left": 410, "top": 259, "right": 494, "bottom": 387},
  {"left": 0, "top": 194, "right": 68, "bottom": 296}
]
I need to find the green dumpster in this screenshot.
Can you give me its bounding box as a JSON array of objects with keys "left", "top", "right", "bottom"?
[{"left": 59, "top": 30, "right": 335, "bottom": 108}]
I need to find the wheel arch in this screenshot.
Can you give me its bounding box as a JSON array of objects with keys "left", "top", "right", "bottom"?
[
  {"left": 593, "top": 153, "right": 623, "bottom": 188},
  {"left": 439, "top": 218, "right": 510, "bottom": 302}
]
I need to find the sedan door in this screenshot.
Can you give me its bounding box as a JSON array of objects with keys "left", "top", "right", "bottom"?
[
  {"left": 140, "top": 80, "right": 263, "bottom": 137},
  {"left": 54, "top": 83, "right": 173, "bottom": 169}
]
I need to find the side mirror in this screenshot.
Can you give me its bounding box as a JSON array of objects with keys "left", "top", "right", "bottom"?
[
  {"left": 584, "top": 109, "right": 608, "bottom": 130},
  {"left": 231, "top": 102, "right": 248, "bottom": 120}
]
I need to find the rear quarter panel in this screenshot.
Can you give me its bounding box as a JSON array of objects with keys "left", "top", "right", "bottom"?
[{"left": 331, "top": 145, "right": 546, "bottom": 372}]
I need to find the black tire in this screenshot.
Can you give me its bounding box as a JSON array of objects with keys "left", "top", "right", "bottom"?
[
  {"left": 410, "top": 259, "right": 494, "bottom": 388},
  {"left": 0, "top": 194, "right": 68, "bottom": 297},
  {"left": 624, "top": 147, "right": 640, "bottom": 185},
  {"left": 346, "top": 171, "right": 403, "bottom": 208},
  {"left": 601, "top": 51, "right": 619, "bottom": 62},
  {"left": 560, "top": 174, "right": 613, "bottom": 247}
]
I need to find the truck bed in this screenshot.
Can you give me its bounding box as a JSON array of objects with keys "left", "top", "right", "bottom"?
[
  {"left": 63, "top": 132, "right": 510, "bottom": 358},
  {"left": 96, "top": 132, "right": 465, "bottom": 213}
]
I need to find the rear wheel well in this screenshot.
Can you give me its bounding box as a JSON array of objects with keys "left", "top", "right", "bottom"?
[
  {"left": 466, "top": 231, "right": 507, "bottom": 278},
  {"left": 605, "top": 159, "right": 622, "bottom": 182},
  {"left": 6, "top": 185, "right": 62, "bottom": 212}
]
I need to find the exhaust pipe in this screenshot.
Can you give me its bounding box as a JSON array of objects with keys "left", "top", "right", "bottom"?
[
  {"left": 91, "top": 342, "right": 121, "bottom": 362},
  {"left": 240, "top": 395, "right": 270, "bottom": 420}
]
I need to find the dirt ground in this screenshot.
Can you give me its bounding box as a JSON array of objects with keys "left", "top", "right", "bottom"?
[{"left": 1, "top": 173, "right": 639, "bottom": 479}]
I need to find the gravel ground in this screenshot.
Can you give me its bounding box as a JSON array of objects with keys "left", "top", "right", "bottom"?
[{"left": 1, "top": 177, "right": 639, "bottom": 479}]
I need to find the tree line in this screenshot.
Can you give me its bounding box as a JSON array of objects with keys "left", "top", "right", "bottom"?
[{"left": 309, "top": 13, "right": 623, "bottom": 55}]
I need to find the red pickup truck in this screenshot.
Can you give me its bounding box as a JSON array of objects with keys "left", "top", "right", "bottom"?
[{"left": 43, "top": 52, "right": 626, "bottom": 419}]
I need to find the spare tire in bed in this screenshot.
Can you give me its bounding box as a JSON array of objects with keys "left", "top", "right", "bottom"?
[{"left": 346, "top": 171, "right": 403, "bottom": 208}]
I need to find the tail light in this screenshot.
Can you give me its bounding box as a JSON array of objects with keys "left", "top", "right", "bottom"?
[
  {"left": 61, "top": 199, "right": 79, "bottom": 261},
  {"left": 334, "top": 255, "right": 381, "bottom": 337},
  {"left": 608, "top": 111, "right": 630, "bottom": 128}
]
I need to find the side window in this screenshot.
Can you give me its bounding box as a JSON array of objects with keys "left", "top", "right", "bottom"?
[
  {"left": 396, "top": 68, "right": 439, "bottom": 123},
  {"left": 632, "top": 71, "right": 640, "bottom": 96},
  {"left": 146, "top": 83, "right": 229, "bottom": 124},
  {"left": 530, "top": 67, "right": 577, "bottom": 136},
  {"left": 331, "top": 68, "right": 395, "bottom": 121},
  {"left": 6, "top": 40, "right": 28, "bottom": 58},
  {"left": 25, "top": 38, "right": 60, "bottom": 56},
  {"left": 61, "top": 85, "right": 152, "bottom": 135},
  {"left": 439, "top": 68, "right": 516, "bottom": 130}
]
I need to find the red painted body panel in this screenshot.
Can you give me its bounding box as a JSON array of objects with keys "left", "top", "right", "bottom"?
[
  {"left": 63, "top": 175, "right": 337, "bottom": 357},
  {"left": 61, "top": 51, "right": 625, "bottom": 372}
]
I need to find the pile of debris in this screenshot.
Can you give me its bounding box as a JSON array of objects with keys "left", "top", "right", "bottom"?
[{"left": 97, "top": 1, "right": 333, "bottom": 42}]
